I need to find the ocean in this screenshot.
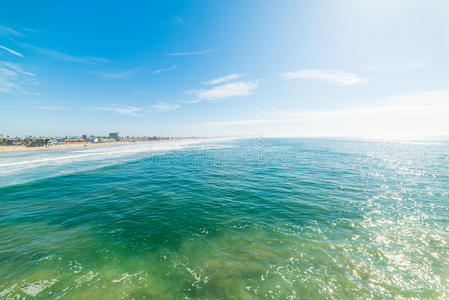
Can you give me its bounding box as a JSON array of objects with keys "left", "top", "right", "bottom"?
[{"left": 0, "top": 138, "right": 448, "bottom": 299}]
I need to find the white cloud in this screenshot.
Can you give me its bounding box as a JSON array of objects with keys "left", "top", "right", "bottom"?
[
  {"left": 168, "top": 50, "right": 211, "bottom": 56},
  {"left": 0, "top": 45, "right": 24, "bottom": 57},
  {"left": 188, "top": 80, "right": 260, "bottom": 101},
  {"left": 0, "top": 61, "right": 37, "bottom": 94},
  {"left": 148, "top": 102, "right": 180, "bottom": 112},
  {"left": 281, "top": 69, "right": 366, "bottom": 86},
  {"left": 191, "top": 90, "right": 449, "bottom": 137},
  {"left": 204, "top": 73, "right": 244, "bottom": 85},
  {"left": 91, "top": 105, "right": 141, "bottom": 116},
  {"left": 153, "top": 65, "right": 176, "bottom": 74}
]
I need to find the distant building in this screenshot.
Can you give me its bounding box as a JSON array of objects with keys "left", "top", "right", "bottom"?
[
  {"left": 96, "top": 137, "right": 115, "bottom": 143},
  {"left": 28, "top": 139, "right": 53, "bottom": 147},
  {"left": 6, "top": 138, "right": 21, "bottom": 146},
  {"left": 64, "top": 138, "right": 85, "bottom": 144},
  {"left": 109, "top": 132, "right": 120, "bottom": 141},
  {"left": 85, "top": 135, "right": 98, "bottom": 143}
]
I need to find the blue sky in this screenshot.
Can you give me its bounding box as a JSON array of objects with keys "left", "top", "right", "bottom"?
[{"left": 1, "top": 0, "right": 448, "bottom": 137}]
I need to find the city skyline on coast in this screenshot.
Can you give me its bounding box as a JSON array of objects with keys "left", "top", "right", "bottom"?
[{"left": 1, "top": 0, "right": 449, "bottom": 138}]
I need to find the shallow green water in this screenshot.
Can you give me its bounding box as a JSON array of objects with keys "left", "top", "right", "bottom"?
[{"left": 0, "top": 138, "right": 448, "bottom": 299}]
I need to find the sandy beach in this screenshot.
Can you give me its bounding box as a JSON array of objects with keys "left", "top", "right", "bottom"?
[{"left": 0, "top": 141, "right": 151, "bottom": 153}]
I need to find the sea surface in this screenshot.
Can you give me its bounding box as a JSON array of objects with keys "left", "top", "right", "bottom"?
[{"left": 0, "top": 138, "right": 448, "bottom": 299}]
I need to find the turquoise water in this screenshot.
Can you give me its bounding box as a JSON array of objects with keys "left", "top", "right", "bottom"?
[{"left": 0, "top": 138, "right": 448, "bottom": 299}]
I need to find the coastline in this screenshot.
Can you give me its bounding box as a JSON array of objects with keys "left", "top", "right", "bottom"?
[
  {"left": 0, "top": 141, "right": 153, "bottom": 153},
  {"left": 0, "top": 138, "right": 236, "bottom": 153}
]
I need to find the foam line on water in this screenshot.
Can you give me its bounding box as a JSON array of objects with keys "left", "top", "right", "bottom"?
[{"left": 0, "top": 138, "right": 238, "bottom": 187}]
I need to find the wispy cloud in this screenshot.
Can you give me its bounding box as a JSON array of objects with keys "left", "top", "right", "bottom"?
[
  {"left": 90, "top": 102, "right": 180, "bottom": 115},
  {"left": 173, "top": 16, "right": 183, "bottom": 24},
  {"left": 148, "top": 102, "right": 180, "bottom": 112},
  {"left": 91, "top": 105, "right": 141, "bottom": 116},
  {"left": 204, "top": 73, "right": 244, "bottom": 85},
  {"left": 22, "top": 28, "right": 39, "bottom": 34},
  {"left": 274, "top": 91, "right": 449, "bottom": 121},
  {"left": 153, "top": 65, "right": 176, "bottom": 74},
  {"left": 0, "top": 25, "right": 23, "bottom": 36},
  {"left": 281, "top": 69, "right": 366, "bottom": 86},
  {"left": 187, "top": 80, "right": 260, "bottom": 101},
  {"left": 94, "top": 68, "right": 139, "bottom": 79},
  {"left": 0, "top": 61, "right": 36, "bottom": 77},
  {"left": 403, "top": 62, "right": 429, "bottom": 69},
  {"left": 164, "top": 16, "right": 184, "bottom": 25},
  {"left": 0, "top": 45, "right": 24, "bottom": 57},
  {"left": 168, "top": 50, "right": 211, "bottom": 56},
  {"left": 367, "top": 61, "right": 429, "bottom": 72},
  {"left": 36, "top": 105, "right": 66, "bottom": 111},
  {"left": 192, "top": 90, "right": 449, "bottom": 137},
  {"left": 0, "top": 61, "right": 37, "bottom": 94},
  {"left": 195, "top": 119, "right": 275, "bottom": 128},
  {"left": 35, "top": 47, "right": 109, "bottom": 64},
  {"left": 17, "top": 42, "right": 109, "bottom": 64},
  {"left": 180, "top": 99, "right": 201, "bottom": 104}
]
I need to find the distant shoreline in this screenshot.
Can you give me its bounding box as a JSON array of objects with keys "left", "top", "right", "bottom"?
[{"left": 0, "top": 141, "right": 152, "bottom": 153}]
